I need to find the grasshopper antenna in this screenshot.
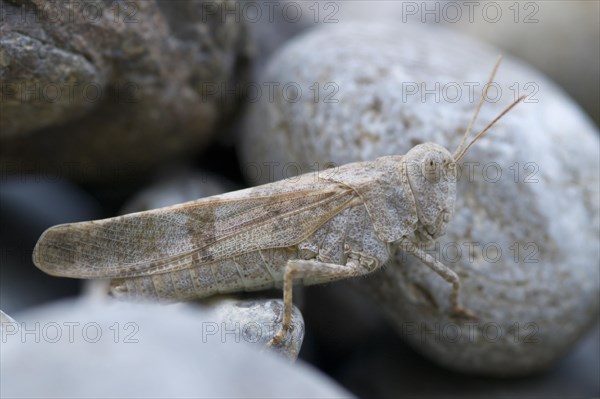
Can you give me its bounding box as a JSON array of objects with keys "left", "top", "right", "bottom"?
[
  {"left": 455, "top": 95, "right": 525, "bottom": 162},
  {"left": 453, "top": 55, "right": 503, "bottom": 159}
]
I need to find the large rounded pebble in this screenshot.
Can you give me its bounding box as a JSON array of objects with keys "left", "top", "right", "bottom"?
[
  {"left": 0, "top": 299, "right": 347, "bottom": 398},
  {"left": 239, "top": 22, "right": 600, "bottom": 375}
]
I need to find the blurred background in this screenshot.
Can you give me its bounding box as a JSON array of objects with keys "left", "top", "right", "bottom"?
[{"left": 1, "top": 1, "right": 598, "bottom": 397}]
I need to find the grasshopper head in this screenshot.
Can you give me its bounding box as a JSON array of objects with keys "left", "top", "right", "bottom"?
[
  {"left": 402, "top": 81, "right": 524, "bottom": 243},
  {"left": 401, "top": 56, "right": 525, "bottom": 243},
  {"left": 404, "top": 143, "right": 457, "bottom": 242}
]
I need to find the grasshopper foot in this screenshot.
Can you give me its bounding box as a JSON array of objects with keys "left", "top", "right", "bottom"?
[
  {"left": 451, "top": 305, "right": 478, "bottom": 320},
  {"left": 266, "top": 326, "right": 288, "bottom": 348}
]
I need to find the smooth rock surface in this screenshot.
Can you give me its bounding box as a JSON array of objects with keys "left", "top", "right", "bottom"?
[
  {"left": 239, "top": 22, "right": 600, "bottom": 375},
  {"left": 0, "top": 299, "right": 344, "bottom": 398},
  {"left": 0, "top": 0, "right": 252, "bottom": 181}
]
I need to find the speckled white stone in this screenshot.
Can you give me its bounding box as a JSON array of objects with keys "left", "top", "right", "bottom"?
[{"left": 239, "top": 22, "right": 600, "bottom": 375}]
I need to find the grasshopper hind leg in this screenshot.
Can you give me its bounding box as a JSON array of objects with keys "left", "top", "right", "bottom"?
[{"left": 268, "top": 258, "right": 371, "bottom": 347}]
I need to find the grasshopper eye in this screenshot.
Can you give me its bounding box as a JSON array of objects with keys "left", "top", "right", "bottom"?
[{"left": 422, "top": 152, "right": 442, "bottom": 183}]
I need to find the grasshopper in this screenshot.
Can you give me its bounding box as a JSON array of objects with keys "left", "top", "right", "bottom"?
[{"left": 33, "top": 57, "right": 523, "bottom": 345}]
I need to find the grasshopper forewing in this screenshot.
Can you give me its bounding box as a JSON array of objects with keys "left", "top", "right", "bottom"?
[{"left": 33, "top": 57, "right": 524, "bottom": 346}]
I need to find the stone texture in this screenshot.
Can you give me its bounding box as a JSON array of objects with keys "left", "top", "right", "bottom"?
[
  {"left": 0, "top": 0, "right": 252, "bottom": 182},
  {"left": 202, "top": 297, "right": 305, "bottom": 360},
  {"left": 0, "top": 300, "right": 344, "bottom": 398},
  {"left": 239, "top": 22, "right": 600, "bottom": 375}
]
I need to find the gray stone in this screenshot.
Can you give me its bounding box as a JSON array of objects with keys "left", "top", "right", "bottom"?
[
  {"left": 239, "top": 22, "right": 600, "bottom": 375},
  {"left": 202, "top": 297, "right": 304, "bottom": 360},
  {"left": 0, "top": 0, "right": 253, "bottom": 182},
  {"left": 0, "top": 299, "right": 347, "bottom": 398}
]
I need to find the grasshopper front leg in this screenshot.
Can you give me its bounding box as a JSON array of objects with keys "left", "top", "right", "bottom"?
[
  {"left": 404, "top": 241, "right": 477, "bottom": 319},
  {"left": 268, "top": 258, "right": 366, "bottom": 347}
]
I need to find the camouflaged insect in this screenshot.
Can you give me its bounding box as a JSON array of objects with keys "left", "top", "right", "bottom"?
[{"left": 33, "top": 58, "right": 523, "bottom": 345}]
